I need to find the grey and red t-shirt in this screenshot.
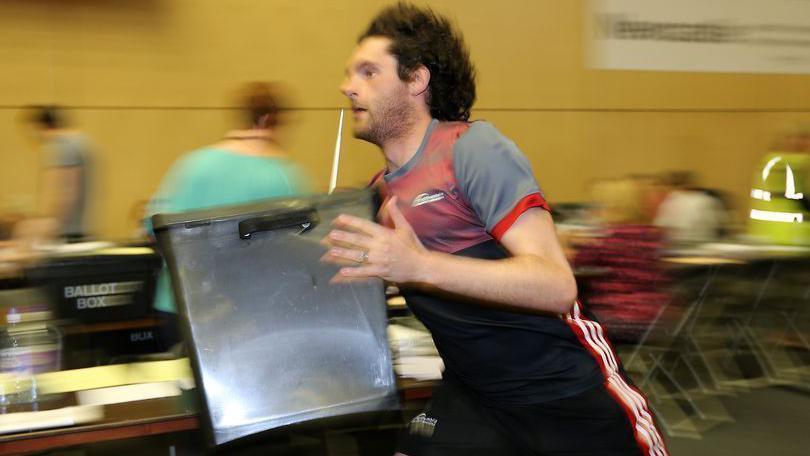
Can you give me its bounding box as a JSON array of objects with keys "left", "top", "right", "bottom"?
[{"left": 373, "top": 119, "right": 603, "bottom": 405}]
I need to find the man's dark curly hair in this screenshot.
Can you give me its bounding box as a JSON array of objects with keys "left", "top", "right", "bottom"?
[{"left": 360, "top": 3, "right": 476, "bottom": 122}]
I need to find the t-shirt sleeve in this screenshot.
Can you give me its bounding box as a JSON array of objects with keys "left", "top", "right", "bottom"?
[
  {"left": 454, "top": 121, "right": 550, "bottom": 241},
  {"left": 48, "top": 139, "right": 84, "bottom": 168}
]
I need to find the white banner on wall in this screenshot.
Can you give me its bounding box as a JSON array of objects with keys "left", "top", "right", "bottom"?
[{"left": 587, "top": 0, "right": 810, "bottom": 74}]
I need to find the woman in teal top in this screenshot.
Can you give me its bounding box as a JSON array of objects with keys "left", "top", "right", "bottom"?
[{"left": 146, "top": 83, "right": 310, "bottom": 345}]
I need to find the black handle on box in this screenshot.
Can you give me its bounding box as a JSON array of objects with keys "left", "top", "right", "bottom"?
[{"left": 238, "top": 209, "right": 319, "bottom": 239}]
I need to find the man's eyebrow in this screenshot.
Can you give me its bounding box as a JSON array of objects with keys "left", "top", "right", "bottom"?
[
  {"left": 352, "top": 60, "right": 379, "bottom": 72},
  {"left": 344, "top": 60, "right": 378, "bottom": 77}
]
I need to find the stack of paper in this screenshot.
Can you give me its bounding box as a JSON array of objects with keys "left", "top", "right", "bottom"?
[
  {"left": 0, "top": 405, "right": 103, "bottom": 435},
  {"left": 388, "top": 323, "right": 442, "bottom": 381}
]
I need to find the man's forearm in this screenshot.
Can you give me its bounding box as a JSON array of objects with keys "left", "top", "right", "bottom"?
[{"left": 413, "top": 250, "right": 577, "bottom": 314}]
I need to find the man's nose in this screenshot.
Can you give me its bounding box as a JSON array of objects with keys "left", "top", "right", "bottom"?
[{"left": 340, "top": 78, "right": 356, "bottom": 98}]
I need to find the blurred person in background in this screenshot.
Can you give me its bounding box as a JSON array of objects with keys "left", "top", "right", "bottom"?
[
  {"left": 25, "top": 105, "right": 95, "bottom": 244},
  {"left": 574, "top": 177, "right": 671, "bottom": 343},
  {"left": 748, "top": 128, "right": 810, "bottom": 245},
  {"left": 654, "top": 171, "right": 728, "bottom": 244},
  {"left": 145, "top": 82, "right": 310, "bottom": 349},
  {"left": 0, "top": 106, "right": 96, "bottom": 275}
]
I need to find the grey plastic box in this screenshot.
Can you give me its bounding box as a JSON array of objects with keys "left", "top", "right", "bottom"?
[{"left": 152, "top": 189, "right": 397, "bottom": 446}]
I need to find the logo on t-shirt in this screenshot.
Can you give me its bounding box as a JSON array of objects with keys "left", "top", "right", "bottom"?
[
  {"left": 409, "top": 412, "right": 437, "bottom": 437},
  {"left": 411, "top": 192, "right": 445, "bottom": 207}
]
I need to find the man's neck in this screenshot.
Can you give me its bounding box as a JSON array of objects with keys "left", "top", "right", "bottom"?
[
  {"left": 218, "top": 128, "right": 283, "bottom": 157},
  {"left": 223, "top": 128, "right": 273, "bottom": 141},
  {"left": 44, "top": 128, "right": 77, "bottom": 140},
  {"left": 381, "top": 115, "right": 433, "bottom": 173}
]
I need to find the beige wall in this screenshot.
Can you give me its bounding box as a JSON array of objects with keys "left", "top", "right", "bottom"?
[{"left": 1, "top": 0, "right": 809, "bottom": 237}]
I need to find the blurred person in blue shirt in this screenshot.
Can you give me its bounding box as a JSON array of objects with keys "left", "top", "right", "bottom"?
[{"left": 146, "top": 82, "right": 311, "bottom": 348}]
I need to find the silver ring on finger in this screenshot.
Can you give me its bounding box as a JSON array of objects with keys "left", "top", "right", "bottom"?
[{"left": 357, "top": 251, "right": 369, "bottom": 264}]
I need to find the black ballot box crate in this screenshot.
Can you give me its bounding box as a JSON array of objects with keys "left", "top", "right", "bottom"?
[
  {"left": 27, "top": 248, "right": 162, "bottom": 323},
  {"left": 153, "top": 189, "right": 398, "bottom": 447},
  {"left": 61, "top": 319, "right": 169, "bottom": 369}
]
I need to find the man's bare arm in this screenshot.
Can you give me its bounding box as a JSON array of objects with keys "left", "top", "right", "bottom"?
[{"left": 323, "top": 199, "right": 577, "bottom": 314}]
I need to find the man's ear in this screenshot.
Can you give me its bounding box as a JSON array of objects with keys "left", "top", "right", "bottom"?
[{"left": 408, "top": 65, "right": 430, "bottom": 97}]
